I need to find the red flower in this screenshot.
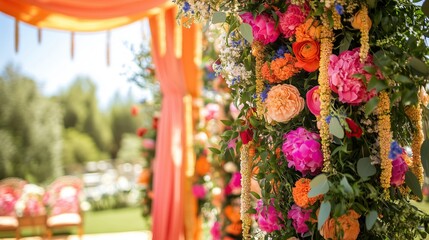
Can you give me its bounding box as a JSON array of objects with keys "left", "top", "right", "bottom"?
[
  {"left": 345, "top": 118, "right": 362, "bottom": 138},
  {"left": 136, "top": 127, "right": 147, "bottom": 137},
  {"left": 131, "top": 105, "right": 139, "bottom": 116},
  {"left": 152, "top": 117, "right": 159, "bottom": 130},
  {"left": 239, "top": 128, "right": 253, "bottom": 145}
]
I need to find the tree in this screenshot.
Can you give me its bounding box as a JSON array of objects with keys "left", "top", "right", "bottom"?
[{"left": 0, "top": 65, "right": 63, "bottom": 183}]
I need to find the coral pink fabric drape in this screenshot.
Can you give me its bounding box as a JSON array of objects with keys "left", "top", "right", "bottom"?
[{"left": 149, "top": 7, "right": 186, "bottom": 240}]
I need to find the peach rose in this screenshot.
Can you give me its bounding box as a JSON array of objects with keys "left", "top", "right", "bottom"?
[
  {"left": 264, "top": 84, "right": 304, "bottom": 123},
  {"left": 293, "top": 40, "right": 320, "bottom": 72},
  {"left": 351, "top": 9, "right": 372, "bottom": 30},
  {"left": 320, "top": 210, "right": 361, "bottom": 240},
  {"left": 295, "top": 18, "right": 322, "bottom": 41}
]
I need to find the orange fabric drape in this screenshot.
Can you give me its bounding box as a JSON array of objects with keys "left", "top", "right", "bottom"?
[
  {"left": 149, "top": 7, "right": 186, "bottom": 240},
  {"left": 0, "top": 0, "right": 173, "bottom": 31}
]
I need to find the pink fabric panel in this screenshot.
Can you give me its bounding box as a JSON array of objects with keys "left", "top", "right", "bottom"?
[{"left": 149, "top": 7, "right": 185, "bottom": 240}]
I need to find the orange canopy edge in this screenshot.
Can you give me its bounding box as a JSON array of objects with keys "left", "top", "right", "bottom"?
[{"left": 0, "top": 0, "right": 174, "bottom": 31}]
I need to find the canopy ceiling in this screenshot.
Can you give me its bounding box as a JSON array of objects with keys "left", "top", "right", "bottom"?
[{"left": 0, "top": 0, "right": 173, "bottom": 31}]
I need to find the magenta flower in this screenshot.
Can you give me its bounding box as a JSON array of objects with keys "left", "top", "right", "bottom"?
[
  {"left": 229, "top": 172, "right": 242, "bottom": 189},
  {"left": 210, "top": 221, "right": 221, "bottom": 240},
  {"left": 255, "top": 199, "right": 283, "bottom": 233},
  {"left": 0, "top": 189, "right": 18, "bottom": 216},
  {"left": 287, "top": 204, "right": 311, "bottom": 236},
  {"left": 192, "top": 185, "right": 207, "bottom": 199},
  {"left": 389, "top": 143, "right": 409, "bottom": 187},
  {"left": 329, "top": 48, "right": 382, "bottom": 105},
  {"left": 240, "top": 12, "right": 280, "bottom": 44},
  {"left": 282, "top": 127, "right": 323, "bottom": 176},
  {"left": 278, "top": 5, "right": 308, "bottom": 38}
]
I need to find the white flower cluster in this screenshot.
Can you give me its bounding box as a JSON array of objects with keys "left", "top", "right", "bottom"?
[
  {"left": 173, "top": 0, "right": 216, "bottom": 25},
  {"left": 214, "top": 31, "right": 252, "bottom": 87}
]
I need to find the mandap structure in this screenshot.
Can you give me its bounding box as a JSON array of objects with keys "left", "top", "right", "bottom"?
[
  {"left": 0, "top": 1, "right": 203, "bottom": 239},
  {"left": 174, "top": 0, "right": 429, "bottom": 239}
]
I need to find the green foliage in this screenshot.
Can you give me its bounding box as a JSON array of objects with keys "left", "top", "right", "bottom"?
[
  {"left": 116, "top": 134, "right": 144, "bottom": 164},
  {"left": 0, "top": 65, "right": 63, "bottom": 183}
]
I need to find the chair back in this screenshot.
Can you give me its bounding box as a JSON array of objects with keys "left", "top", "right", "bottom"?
[
  {"left": 0, "top": 178, "right": 27, "bottom": 216},
  {"left": 44, "top": 176, "right": 83, "bottom": 216}
]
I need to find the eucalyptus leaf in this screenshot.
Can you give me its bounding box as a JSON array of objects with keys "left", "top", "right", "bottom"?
[
  {"left": 340, "top": 177, "right": 353, "bottom": 194},
  {"left": 212, "top": 11, "right": 227, "bottom": 24},
  {"left": 405, "top": 171, "right": 423, "bottom": 200},
  {"left": 239, "top": 23, "right": 253, "bottom": 44},
  {"left": 368, "top": 76, "right": 388, "bottom": 92},
  {"left": 308, "top": 174, "right": 329, "bottom": 197},
  {"left": 329, "top": 117, "right": 344, "bottom": 139},
  {"left": 357, "top": 157, "right": 377, "bottom": 180},
  {"left": 393, "top": 74, "right": 413, "bottom": 84},
  {"left": 318, "top": 201, "right": 331, "bottom": 230},
  {"left": 408, "top": 57, "right": 429, "bottom": 76},
  {"left": 339, "top": 32, "right": 352, "bottom": 53},
  {"left": 364, "top": 97, "right": 379, "bottom": 116},
  {"left": 421, "top": 139, "right": 429, "bottom": 178},
  {"left": 366, "top": 210, "right": 378, "bottom": 230},
  {"left": 209, "top": 147, "right": 221, "bottom": 154}
]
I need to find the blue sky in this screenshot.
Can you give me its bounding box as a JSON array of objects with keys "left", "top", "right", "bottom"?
[{"left": 0, "top": 12, "right": 150, "bottom": 109}]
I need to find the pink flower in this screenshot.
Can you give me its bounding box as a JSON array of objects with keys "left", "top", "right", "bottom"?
[
  {"left": 204, "top": 103, "right": 220, "bottom": 121},
  {"left": 210, "top": 221, "right": 221, "bottom": 240},
  {"left": 329, "top": 48, "right": 382, "bottom": 105},
  {"left": 255, "top": 199, "right": 283, "bottom": 233},
  {"left": 0, "top": 188, "right": 18, "bottom": 216},
  {"left": 192, "top": 185, "right": 207, "bottom": 199},
  {"left": 282, "top": 127, "right": 323, "bottom": 176},
  {"left": 229, "top": 172, "right": 242, "bottom": 189},
  {"left": 240, "top": 12, "right": 280, "bottom": 44},
  {"left": 278, "top": 5, "right": 308, "bottom": 38},
  {"left": 391, "top": 155, "right": 408, "bottom": 187},
  {"left": 142, "top": 139, "right": 156, "bottom": 150},
  {"left": 240, "top": 128, "right": 253, "bottom": 144},
  {"left": 287, "top": 204, "right": 311, "bottom": 236},
  {"left": 306, "top": 86, "right": 321, "bottom": 116}
]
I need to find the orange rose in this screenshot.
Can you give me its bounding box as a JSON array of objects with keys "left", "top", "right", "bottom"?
[
  {"left": 295, "top": 18, "right": 322, "bottom": 41},
  {"left": 195, "top": 155, "right": 211, "bottom": 176},
  {"left": 351, "top": 9, "right": 372, "bottom": 30},
  {"left": 292, "top": 40, "right": 320, "bottom": 72},
  {"left": 225, "top": 222, "right": 242, "bottom": 236},
  {"left": 320, "top": 210, "right": 361, "bottom": 240},
  {"left": 292, "top": 178, "right": 323, "bottom": 208},
  {"left": 224, "top": 205, "right": 241, "bottom": 223}
]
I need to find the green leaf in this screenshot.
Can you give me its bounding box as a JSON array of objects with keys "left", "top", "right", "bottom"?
[
  {"left": 421, "top": 139, "right": 429, "bottom": 178},
  {"left": 308, "top": 174, "right": 329, "bottom": 197},
  {"left": 246, "top": 208, "right": 257, "bottom": 214},
  {"left": 401, "top": 88, "right": 418, "bottom": 106},
  {"left": 393, "top": 74, "right": 413, "bottom": 84},
  {"left": 367, "top": 0, "right": 376, "bottom": 8},
  {"left": 239, "top": 23, "right": 253, "bottom": 44},
  {"left": 220, "top": 119, "right": 233, "bottom": 126},
  {"left": 329, "top": 117, "right": 344, "bottom": 139},
  {"left": 250, "top": 191, "right": 261, "bottom": 199},
  {"left": 318, "top": 201, "right": 331, "bottom": 230},
  {"left": 209, "top": 147, "right": 221, "bottom": 154},
  {"left": 408, "top": 57, "right": 429, "bottom": 76},
  {"left": 366, "top": 210, "right": 378, "bottom": 230},
  {"left": 340, "top": 177, "right": 353, "bottom": 194},
  {"left": 368, "top": 76, "right": 388, "bottom": 92},
  {"left": 339, "top": 32, "right": 352, "bottom": 53},
  {"left": 423, "top": 0, "right": 429, "bottom": 17},
  {"left": 374, "top": 50, "right": 392, "bottom": 67},
  {"left": 405, "top": 171, "right": 423, "bottom": 200},
  {"left": 212, "top": 11, "right": 226, "bottom": 24},
  {"left": 357, "top": 157, "right": 377, "bottom": 180},
  {"left": 249, "top": 116, "right": 259, "bottom": 127},
  {"left": 364, "top": 97, "right": 379, "bottom": 116},
  {"left": 363, "top": 66, "right": 377, "bottom": 74}
]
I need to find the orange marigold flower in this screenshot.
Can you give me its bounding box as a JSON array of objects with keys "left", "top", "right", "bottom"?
[
  {"left": 261, "top": 62, "right": 279, "bottom": 83},
  {"left": 320, "top": 209, "right": 361, "bottom": 240},
  {"left": 292, "top": 178, "right": 323, "bottom": 208},
  {"left": 295, "top": 18, "right": 322, "bottom": 42},
  {"left": 224, "top": 205, "right": 241, "bottom": 223},
  {"left": 271, "top": 54, "right": 300, "bottom": 81},
  {"left": 225, "top": 222, "right": 242, "bottom": 236}
]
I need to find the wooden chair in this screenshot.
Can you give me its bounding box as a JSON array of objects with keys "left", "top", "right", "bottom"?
[
  {"left": 44, "top": 176, "right": 84, "bottom": 239},
  {"left": 0, "top": 177, "right": 27, "bottom": 239}
]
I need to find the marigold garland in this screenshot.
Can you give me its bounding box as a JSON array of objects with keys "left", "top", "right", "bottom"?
[
  {"left": 252, "top": 41, "right": 265, "bottom": 118},
  {"left": 359, "top": 6, "right": 370, "bottom": 62},
  {"left": 377, "top": 91, "right": 392, "bottom": 198},
  {"left": 319, "top": 15, "right": 334, "bottom": 173},
  {"left": 240, "top": 142, "right": 253, "bottom": 239},
  {"left": 405, "top": 98, "right": 424, "bottom": 186}
]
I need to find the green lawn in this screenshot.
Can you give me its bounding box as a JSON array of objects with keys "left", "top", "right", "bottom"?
[{"left": 0, "top": 207, "right": 150, "bottom": 238}]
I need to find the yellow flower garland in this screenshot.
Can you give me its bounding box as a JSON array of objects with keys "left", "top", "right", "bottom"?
[
  {"left": 252, "top": 41, "right": 265, "bottom": 118},
  {"left": 405, "top": 97, "right": 424, "bottom": 186},
  {"left": 359, "top": 5, "right": 370, "bottom": 62},
  {"left": 377, "top": 91, "right": 392, "bottom": 198},
  {"left": 240, "top": 142, "right": 253, "bottom": 239},
  {"left": 319, "top": 15, "right": 334, "bottom": 173}
]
